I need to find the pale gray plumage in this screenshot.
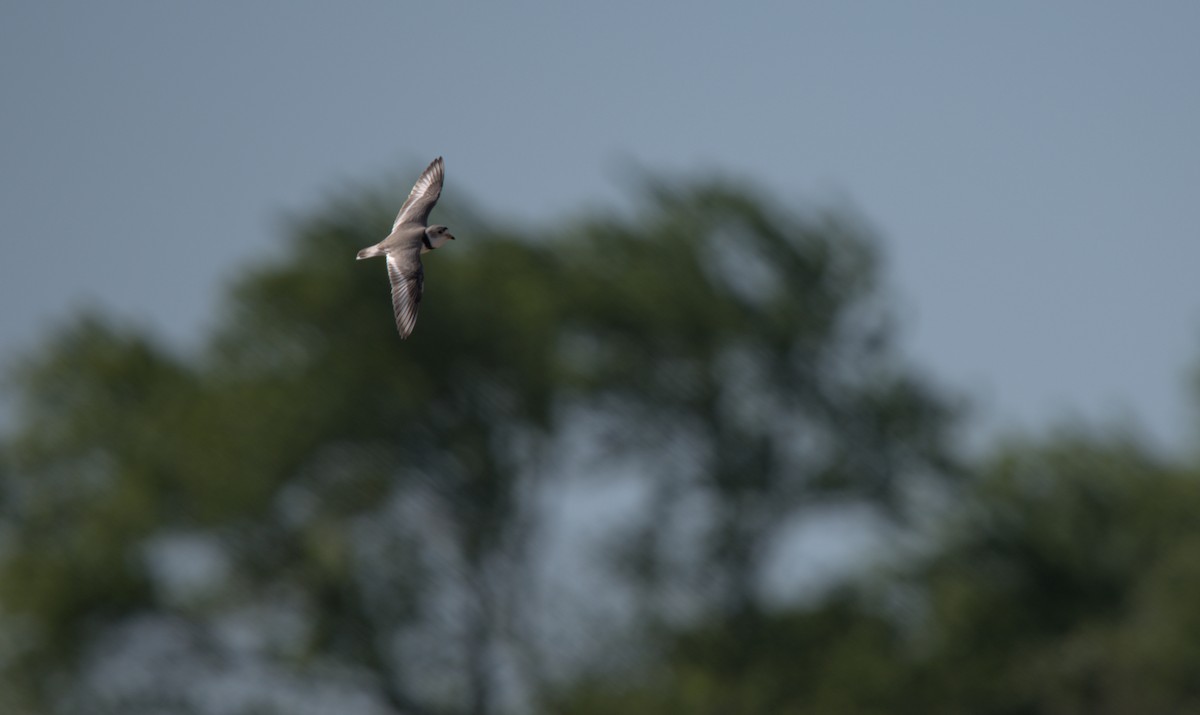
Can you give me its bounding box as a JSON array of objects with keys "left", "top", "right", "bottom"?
[{"left": 356, "top": 157, "right": 455, "bottom": 339}]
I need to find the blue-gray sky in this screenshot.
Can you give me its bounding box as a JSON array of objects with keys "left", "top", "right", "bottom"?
[{"left": 3, "top": 3, "right": 1198, "bottom": 449}]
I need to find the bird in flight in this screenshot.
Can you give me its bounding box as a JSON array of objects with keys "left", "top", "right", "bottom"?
[{"left": 356, "top": 156, "right": 455, "bottom": 339}]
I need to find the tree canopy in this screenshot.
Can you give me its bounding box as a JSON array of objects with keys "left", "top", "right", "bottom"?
[{"left": 2, "top": 171, "right": 1198, "bottom": 715}]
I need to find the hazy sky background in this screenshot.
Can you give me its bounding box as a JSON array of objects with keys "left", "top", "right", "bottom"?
[{"left": 3, "top": 3, "right": 1198, "bottom": 451}]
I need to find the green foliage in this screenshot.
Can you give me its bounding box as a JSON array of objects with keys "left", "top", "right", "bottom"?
[
  {"left": 551, "top": 598, "right": 912, "bottom": 715},
  {"left": 1, "top": 319, "right": 185, "bottom": 647},
  {"left": 908, "top": 432, "right": 1200, "bottom": 715},
  {"left": 2, "top": 170, "right": 1197, "bottom": 715},
  {"left": 550, "top": 431, "right": 1200, "bottom": 715}
]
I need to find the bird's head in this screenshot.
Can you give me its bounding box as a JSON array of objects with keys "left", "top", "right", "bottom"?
[{"left": 425, "top": 225, "right": 456, "bottom": 250}]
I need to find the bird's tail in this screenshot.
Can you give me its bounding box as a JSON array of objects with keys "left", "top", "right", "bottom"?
[{"left": 356, "top": 245, "right": 384, "bottom": 260}]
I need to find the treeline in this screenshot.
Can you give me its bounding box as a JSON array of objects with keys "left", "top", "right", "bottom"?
[{"left": 1, "top": 174, "right": 1197, "bottom": 715}]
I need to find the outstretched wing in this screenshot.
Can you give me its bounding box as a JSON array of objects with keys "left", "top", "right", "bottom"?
[
  {"left": 392, "top": 157, "right": 444, "bottom": 230},
  {"left": 386, "top": 252, "right": 425, "bottom": 339}
]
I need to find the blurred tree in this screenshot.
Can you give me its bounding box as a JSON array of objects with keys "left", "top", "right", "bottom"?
[
  {"left": 554, "top": 180, "right": 960, "bottom": 629},
  {"left": 0, "top": 172, "right": 959, "bottom": 714},
  {"left": 548, "top": 594, "right": 914, "bottom": 715},
  {"left": 551, "top": 429, "right": 1200, "bottom": 715},
  {"left": 905, "top": 430, "right": 1200, "bottom": 715},
  {"left": 0, "top": 318, "right": 193, "bottom": 714},
  {"left": 1, "top": 186, "right": 566, "bottom": 714}
]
